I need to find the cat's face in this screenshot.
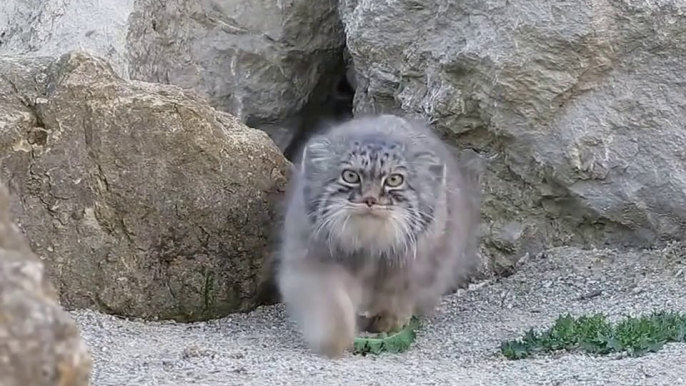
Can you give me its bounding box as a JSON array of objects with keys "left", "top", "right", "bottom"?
[{"left": 300, "top": 132, "right": 445, "bottom": 257}]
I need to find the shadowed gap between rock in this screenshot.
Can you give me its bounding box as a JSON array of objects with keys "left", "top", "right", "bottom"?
[
  {"left": 247, "top": 50, "right": 356, "bottom": 163},
  {"left": 251, "top": 51, "right": 356, "bottom": 307}
]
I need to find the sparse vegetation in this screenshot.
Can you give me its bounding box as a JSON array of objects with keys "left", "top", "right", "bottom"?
[
  {"left": 352, "top": 317, "right": 420, "bottom": 355},
  {"left": 501, "top": 311, "right": 686, "bottom": 360}
]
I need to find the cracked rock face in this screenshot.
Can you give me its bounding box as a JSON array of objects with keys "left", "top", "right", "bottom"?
[
  {"left": 340, "top": 0, "right": 686, "bottom": 271},
  {"left": 0, "top": 182, "right": 92, "bottom": 386},
  {"left": 0, "top": 52, "right": 290, "bottom": 322},
  {"left": 0, "top": 0, "right": 346, "bottom": 146}
]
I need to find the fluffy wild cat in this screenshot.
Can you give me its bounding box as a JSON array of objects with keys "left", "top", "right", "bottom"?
[{"left": 276, "top": 114, "right": 481, "bottom": 357}]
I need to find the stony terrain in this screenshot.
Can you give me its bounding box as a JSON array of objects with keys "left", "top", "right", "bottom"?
[{"left": 75, "top": 245, "right": 686, "bottom": 386}]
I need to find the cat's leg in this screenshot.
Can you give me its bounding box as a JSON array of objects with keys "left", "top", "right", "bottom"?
[
  {"left": 365, "top": 258, "right": 447, "bottom": 333},
  {"left": 366, "top": 302, "right": 414, "bottom": 333},
  {"left": 278, "top": 261, "right": 360, "bottom": 357},
  {"left": 363, "top": 276, "right": 415, "bottom": 333}
]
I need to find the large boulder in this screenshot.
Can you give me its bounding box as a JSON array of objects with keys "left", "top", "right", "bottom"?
[
  {"left": 340, "top": 0, "right": 686, "bottom": 272},
  {"left": 0, "top": 182, "right": 92, "bottom": 386},
  {"left": 0, "top": 0, "right": 347, "bottom": 148},
  {"left": 0, "top": 51, "right": 290, "bottom": 322}
]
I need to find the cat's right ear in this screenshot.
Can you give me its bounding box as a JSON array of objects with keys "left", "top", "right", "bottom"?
[{"left": 300, "top": 136, "right": 331, "bottom": 174}]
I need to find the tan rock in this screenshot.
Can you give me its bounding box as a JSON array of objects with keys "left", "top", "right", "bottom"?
[
  {"left": 0, "top": 181, "right": 92, "bottom": 386},
  {"left": 0, "top": 51, "right": 290, "bottom": 322}
]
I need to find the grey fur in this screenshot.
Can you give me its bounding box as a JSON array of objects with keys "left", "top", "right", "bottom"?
[{"left": 275, "top": 114, "right": 481, "bottom": 357}]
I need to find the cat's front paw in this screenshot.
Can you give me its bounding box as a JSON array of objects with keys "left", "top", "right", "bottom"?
[
  {"left": 302, "top": 285, "right": 357, "bottom": 358},
  {"left": 314, "top": 325, "right": 355, "bottom": 358},
  {"left": 366, "top": 310, "right": 412, "bottom": 334}
]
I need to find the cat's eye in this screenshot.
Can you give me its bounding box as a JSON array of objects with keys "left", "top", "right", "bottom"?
[
  {"left": 341, "top": 169, "right": 360, "bottom": 184},
  {"left": 385, "top": 173, "right": 404, "bottom": 187}
]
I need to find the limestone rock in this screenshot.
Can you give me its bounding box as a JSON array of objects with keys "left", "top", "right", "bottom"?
[
  {"left": 0, "top": 181, "right": 92, "bottom": 386},
  {"left": 0, "top": 51, "right": 290, "bottom": 321},
  {"left": 0, "top": 0, "right": 346, "bottom": 144},
  {"left": 340, "top": 0, "right": 686, "bottom": 271},
  {"left": 0, "top": 0, "right": 134, "bottom": 78}
]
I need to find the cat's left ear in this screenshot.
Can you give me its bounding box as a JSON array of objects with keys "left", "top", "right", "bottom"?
[{"left": 300, "top": 136, "right": 331, "bottom": 174}]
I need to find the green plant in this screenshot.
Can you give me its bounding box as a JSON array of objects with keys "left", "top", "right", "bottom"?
[
  {"left": 352, "top": 316, "right": 420, "bottom": 355},
  {"left": 501, "top": 311, "right": 686, "bottom": 360}
]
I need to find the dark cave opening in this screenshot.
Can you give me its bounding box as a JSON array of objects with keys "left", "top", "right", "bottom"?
[
  {"left": 281, "top": 60, "right": 356, "bottom": 162},
  {"left": 253, "top": 53, "right": 356, "bottom": 306}
]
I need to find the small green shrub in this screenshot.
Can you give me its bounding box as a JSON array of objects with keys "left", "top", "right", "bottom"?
[
  {"left": 352, "top": 316, "right": 420, "bottom": 355},
  {"left": 501, "top": 311, "right": 686, "bottom": 360}
]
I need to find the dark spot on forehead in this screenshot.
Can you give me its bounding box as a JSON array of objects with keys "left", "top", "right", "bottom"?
[
  {"left": 345, "top": 136, "right": 406, "bottom": 176},
  {"left": 359, "top": 141, "right": 396, "bottom": 156}
]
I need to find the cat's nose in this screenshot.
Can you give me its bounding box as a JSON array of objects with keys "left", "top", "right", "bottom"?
[{"left": 362, "top": 196, "right": 378, "bottom": 207}]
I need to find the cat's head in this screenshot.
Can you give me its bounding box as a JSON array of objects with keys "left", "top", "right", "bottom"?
[{"left": 298, "top": 116, "right": 446, "bottom": 258}]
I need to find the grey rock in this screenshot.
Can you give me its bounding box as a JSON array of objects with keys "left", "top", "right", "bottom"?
[
  {"left": 0, "top": 181, "right": 92, "bottom": 386},
  {"left": 340, "top": 0, "right": 686, "bottom": 271},
  {"left": 0, "top": 0, "right": 134, "bottom": 78},
  {"left": 0, "top": 51, "right": 291, "bottom": 322},
  {"left": 127, "top": 0, "right": 346, "bottom": 127},
  {"left": 0, "top": 0, "right": 346, "bottom": 144}
]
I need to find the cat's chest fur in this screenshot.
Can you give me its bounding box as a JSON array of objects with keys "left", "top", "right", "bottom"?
[
  {"left": 329, "top": 215, "right": 402, "bottom": 257},
  {"left": 323, "top": 236, "right": 440, "bottom": 291}
]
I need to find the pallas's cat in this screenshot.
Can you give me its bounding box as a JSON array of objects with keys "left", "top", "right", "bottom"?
[{"left": 276, "top": 114, "right": 481, "bottom": 357}]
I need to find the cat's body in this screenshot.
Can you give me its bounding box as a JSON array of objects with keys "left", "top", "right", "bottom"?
[{"left": 276, "top": 114, "right": 481, "bottom": 357}]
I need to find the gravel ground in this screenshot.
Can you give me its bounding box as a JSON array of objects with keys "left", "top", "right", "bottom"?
[{"left": 72, "top": 245, "right": 686, "bottom": 386}]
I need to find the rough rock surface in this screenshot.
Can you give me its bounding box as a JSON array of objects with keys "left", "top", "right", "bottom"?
[
  {"left": 0, "top": 0, "right": 346, "bottom": 147},
  {"left": 340, "top": 0, "right": 686, "bottom": 272},
  {"left": 0, "top": 182, "right": 92, "bottom": 386},
  {"left": 0, "top": 0, "right": 135, "bottom": 78},
  {"left": 73, "top": 243, "right": 686, "bottom": 385},
  {"left": 0, "top": 51, "right": 290, "bottom": 322}
]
